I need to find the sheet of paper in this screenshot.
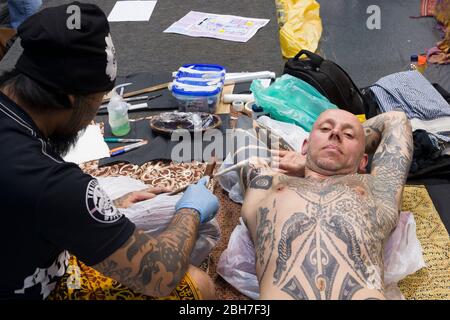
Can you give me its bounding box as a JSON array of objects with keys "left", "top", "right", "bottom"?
[
  {"left": 108, "top": 1, "right": 157, "bottom": 22},
  {"left": 63, "top": 125, "right": 110, "bottom": 164},
  {"left": 164, "top": 11, "right": 270, "bottom": 43}
]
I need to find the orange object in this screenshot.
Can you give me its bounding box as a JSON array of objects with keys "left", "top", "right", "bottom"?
[
  {"left": 417, "top": 55, "right": 428, "bottom": 73},
  {"left": 418, "top": 55, "right": 427, "bottom": 65}
]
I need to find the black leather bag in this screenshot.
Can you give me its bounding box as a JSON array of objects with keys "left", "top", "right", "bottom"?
[{"left": 284, "top": 50, "right": 367, "bottom": 115}]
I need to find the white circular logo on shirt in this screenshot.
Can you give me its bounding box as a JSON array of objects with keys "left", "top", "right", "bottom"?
[{"left": 86, "top": 179, "right": 122, "bottom": 223}]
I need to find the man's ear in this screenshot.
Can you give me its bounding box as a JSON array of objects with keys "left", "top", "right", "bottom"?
[
  {"left": 358, "top": 153, "right": 369, "bottom": 173},
  {"left": 301, "top": 139, "right": 309, "bottom": 156},
  {"left": 67, "top": 94, "right": 76, "bottom": 108}
]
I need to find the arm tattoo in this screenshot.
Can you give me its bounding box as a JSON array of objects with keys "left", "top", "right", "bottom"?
[
  {"left": 93, "top": 208, "right": 200, "bottom": 296},
  {"left": 363, "top": 111, "right": 413, "bottom": 207},
  {"left": 241, "top": 160, "right": 272, "bottom": 193},
  {"left": 250, "top": 175, "right": 273, "bottom": 190}
]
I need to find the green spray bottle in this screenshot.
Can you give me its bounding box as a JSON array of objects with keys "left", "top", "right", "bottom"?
[{"left": 107, "top": 83, "right": 131, "bottom": 136}]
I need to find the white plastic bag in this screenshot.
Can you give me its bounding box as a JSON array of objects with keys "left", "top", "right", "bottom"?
[
  {"left": 217, "top": 218, "right": 259, "bottom": 299},
  {"left": 97, "top": 176, "right": 221, "bottom": 266},
  {"left": 384, "top": 212, "right": 426, "bottom": 286},
  {"left": 216, "top": 153, "right": 245, "bottom": 204},
  {"left": 256, "top": 116, "right": 309, "bottom": 152}
]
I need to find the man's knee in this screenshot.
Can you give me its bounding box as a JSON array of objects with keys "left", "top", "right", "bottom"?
[{"left": 187, "top": 265, "right": 216, "bottom": 300}]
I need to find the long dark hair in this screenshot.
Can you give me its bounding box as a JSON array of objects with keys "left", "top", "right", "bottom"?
[
  {"left": 0, "top": 69, "right": 73, "bottom": 110},
  {"left": 0, "top": 69, "right": 100, "bottom": 156}
]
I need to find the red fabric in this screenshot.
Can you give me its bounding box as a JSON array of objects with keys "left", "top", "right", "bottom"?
[{"left": 421, "top": 0, "right": 438, "bottom": 16}]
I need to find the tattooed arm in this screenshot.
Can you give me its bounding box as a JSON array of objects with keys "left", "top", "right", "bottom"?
[
  {"left": 362, "top": 111, "right": 413, "bottom": 206},
  {"left": 93, "top": 209, "right": 199, "bottom": 297}
]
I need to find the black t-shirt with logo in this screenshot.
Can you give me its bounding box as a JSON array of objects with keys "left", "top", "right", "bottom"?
[{"left": 0, "top": 92, "right": 135, "bottom": 299}]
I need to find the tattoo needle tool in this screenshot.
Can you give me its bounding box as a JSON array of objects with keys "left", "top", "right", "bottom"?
[
  {"left": 104, "top": 138, "right": 144, "bottom": 143},
  {"left": 169, "top": 158, "right": 217, "bottom": 196}
]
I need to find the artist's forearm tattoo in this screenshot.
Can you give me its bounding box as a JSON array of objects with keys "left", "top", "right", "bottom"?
[{"left": 93, "top": 209, "right": 199, "bottom": 296}]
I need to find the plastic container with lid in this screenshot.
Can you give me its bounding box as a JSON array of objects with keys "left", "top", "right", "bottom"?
[{"left": 171, "top": 64, "right": 226, "bottom": 113}]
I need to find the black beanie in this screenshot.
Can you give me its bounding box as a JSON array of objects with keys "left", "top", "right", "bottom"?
[{"left": 15, "top": 1, "right": 117, "bottom": 95}]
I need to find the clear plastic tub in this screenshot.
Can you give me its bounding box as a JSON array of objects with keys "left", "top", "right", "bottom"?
[
  {"left": 172, "top": 85, "right": 222, "bottom": 113},
  {"left": 171, "top": 64, "right": 226, "bottom": 113}
]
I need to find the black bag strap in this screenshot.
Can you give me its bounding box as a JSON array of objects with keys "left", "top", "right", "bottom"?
[{"left": 294, "top": 50, "right": 323, "bottom": 68}]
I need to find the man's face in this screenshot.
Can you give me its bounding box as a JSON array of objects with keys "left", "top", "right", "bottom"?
[
  {"left": 49, "top": 92, "right": 105, "bottom": 156},
  {"left": 302, "top": 109, "right": 368, "bottom": 176}
]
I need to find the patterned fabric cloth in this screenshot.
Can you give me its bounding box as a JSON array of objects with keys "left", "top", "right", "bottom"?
[
  {"left": 48, "top": 256, "right": 202, "bottom": 300},
  {"left": 370, "top": 71, "right": 450, "bottom": 122},
  {"left": 428, "top": 0, "right": 450, "bottom": 64},
  {"left": 420, "top": 0, "right": 439, "bottom": 16}
]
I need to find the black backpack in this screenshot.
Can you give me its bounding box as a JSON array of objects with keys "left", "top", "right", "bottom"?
[{"left": 284, "top": 50, "right": 367, "bottom": 116}]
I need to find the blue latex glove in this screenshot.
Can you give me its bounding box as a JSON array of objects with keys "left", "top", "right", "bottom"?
[{"left": 175, "top": 177, "right": 219, "bottom": 223}]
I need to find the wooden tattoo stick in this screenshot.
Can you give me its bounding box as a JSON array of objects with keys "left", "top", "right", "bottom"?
[
  {"left": 168, "top": 158, "right": 217, "bottom": 196},
  {"left": 102, "top": 82, "right": 171, "bottom": 103}
]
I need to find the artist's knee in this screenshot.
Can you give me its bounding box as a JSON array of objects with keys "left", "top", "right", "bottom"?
[{"left": 187, "top": 265, "right": 216, "bottom": 300}]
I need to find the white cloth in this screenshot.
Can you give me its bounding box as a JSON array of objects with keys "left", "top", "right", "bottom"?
[
  {"left": 63, "top": 125, "right": 110, "bottom": 164},
  {"left": 97, "top": 176, "right": 221, "bottom": 266}
]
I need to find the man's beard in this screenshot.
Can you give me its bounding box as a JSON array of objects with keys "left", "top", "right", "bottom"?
[
  {"left": 47, "top": 95, "right": 95, "bottom": 157},
  {"left": 48, "top": 129, "right": 85, "bottom": 157}
]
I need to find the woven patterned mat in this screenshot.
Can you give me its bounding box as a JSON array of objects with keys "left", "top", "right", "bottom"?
[{"left": 399, "top": 185, "right": 450, "bottom": 300}]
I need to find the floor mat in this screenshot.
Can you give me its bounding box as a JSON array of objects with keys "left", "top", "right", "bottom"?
[{"left": 399, "top": 185, "right": 450, "bottom": 300}]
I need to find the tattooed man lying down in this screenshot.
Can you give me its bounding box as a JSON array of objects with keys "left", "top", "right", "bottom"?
[{"left": 239, "top": 109, "right": 413, "bottom": 300}]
